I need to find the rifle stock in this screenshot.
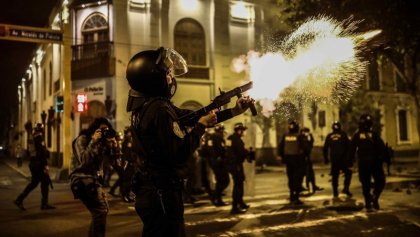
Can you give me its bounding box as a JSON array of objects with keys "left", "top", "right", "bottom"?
[{"left": 179, "top": 81, "right": 257, "bottom": 126}]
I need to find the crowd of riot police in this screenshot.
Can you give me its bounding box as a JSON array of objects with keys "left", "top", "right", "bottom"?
[{"left": 279, "top": 114, "right": 390, "bottom": 211}]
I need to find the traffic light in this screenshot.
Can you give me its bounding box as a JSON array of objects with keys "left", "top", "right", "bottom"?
[{"left": 56, "top": 96, "right": 64, "bottom": 112}]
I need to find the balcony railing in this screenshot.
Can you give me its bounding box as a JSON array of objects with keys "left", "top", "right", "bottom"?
[{"left": 71, "top": 41, "right": 115, "bottom": 80}]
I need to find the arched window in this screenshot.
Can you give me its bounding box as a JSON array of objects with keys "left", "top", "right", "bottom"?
[
  {"left": 82, "top": 13, "right": 109, "bottom": 44},
  {"left": 174, "top": 18, "right": 206, "bottom": 66}
]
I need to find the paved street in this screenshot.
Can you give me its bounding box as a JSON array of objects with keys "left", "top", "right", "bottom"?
[{"left": 0, "top": 158, "right": 419, "bottom": 237}]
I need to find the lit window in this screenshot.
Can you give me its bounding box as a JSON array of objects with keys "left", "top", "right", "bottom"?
[
  {"left": 129, "top": 0, "right": 151, "bottom": 9},
  {"left": 230, "top": 1, "right": 255, "bottom": 23},
  {"left": 180, "top": 0, "right": 198, "bottom": 11},
  {"left": 174, "top": 19, "right": 206, "bottom": 66}
]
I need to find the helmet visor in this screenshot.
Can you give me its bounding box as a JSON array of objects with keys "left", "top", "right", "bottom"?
[{"left": 161, "top": 48, "right": 188, "bottom": 77}]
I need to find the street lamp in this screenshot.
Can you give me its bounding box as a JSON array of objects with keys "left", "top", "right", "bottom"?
[
  {"left": 41, "top": 110, "right": 47, "bottom": 124},
  {"left": 24, "top": 121, "right": 32, "bottom": 151},
  {"left": 47, "top": 106, "right": 55, "bottom": 148},
  {"left": 41, "top": 110, "right": 47, "bottom": 140}
]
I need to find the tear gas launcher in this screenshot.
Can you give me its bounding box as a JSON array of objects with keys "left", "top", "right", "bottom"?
[{"left": 179, "top": 81, "right": 258, "bottom": 127}]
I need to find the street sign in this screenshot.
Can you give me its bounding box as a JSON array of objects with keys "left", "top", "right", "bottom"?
[{"left": 0, "top": 23, "right": 63, "bottom": 44}]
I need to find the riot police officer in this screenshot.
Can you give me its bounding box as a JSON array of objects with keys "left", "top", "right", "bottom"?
[
  {"left": 110, "top": 127, "right": 135, "bottom": 202},
  {"left": 196, "top": 130, "right": 215, "bottom": 201},
  {"left": 301, "top": 127, "right": 323, "bottom": 193},
  {"left": 350, "top": 114, "right": 386, "bottom": 211},
  {"left": 14, "top": 123, "right": 55, "bottom": 210},
  {"left": 323, "top": 121, "right": 353, "bottom": 198},
  {"left": 278, "top": 121, "right": 310, "bottom": 205},
  {"left": 226, "top": 123, "right": 251, "bottom": 214},
  {"left": 125, "top": 47, "right": 254, "bottom": 236},
  {"left": 208, "top": 124, "right": 230, "bottom": 206}
]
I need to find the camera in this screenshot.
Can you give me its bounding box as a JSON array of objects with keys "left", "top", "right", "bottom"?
[{"left": 100, "top": 127, "right": 116, "bottom": 140}]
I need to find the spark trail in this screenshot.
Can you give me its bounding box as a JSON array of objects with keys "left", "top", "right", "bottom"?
[{"left": 232, "top": 16, "right": 381, "bottom": 117}]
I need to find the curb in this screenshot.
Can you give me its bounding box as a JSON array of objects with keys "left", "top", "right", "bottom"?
[
  {"left": 0, "top": 160, "right": 30, "bottom": 179},
  {"left": 0, "top": 159, "right": 69, "bottom": 182}
]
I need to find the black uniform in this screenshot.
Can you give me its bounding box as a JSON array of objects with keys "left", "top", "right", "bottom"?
[
  {"left": 126, "top": 47, "right": 253, "bottom": 235},
  {"left": 120, "top": 133, "right": 137, "bottom": 202},
  {"left": 131, "top": 97, "right": 235, "bottom": 236},
  {"left": 15, "top": 130, "right": 53, "bottom": 210},
  {"left": 278, "top": 131, "right": 309, "bottom": 204},
  {"left": 196, "top": 132, "right": 214, "bottom": 199},
  {"left": 208, "top": 131, "right": 230, "bottom": 206},
  {"left": 225, "top": 131, "right": 249, "bottom": 213},
  {"left": 323, "top": 130, "right": 353, "bottom": 197},
  {"left": 301, "top": 129, "right": 322, "bottom": 192},
  {"left": 350, "top": 129, "right": 386, "bottom": 209}
]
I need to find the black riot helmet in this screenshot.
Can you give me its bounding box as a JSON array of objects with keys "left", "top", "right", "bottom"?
[
  {"left": 359, "top": 114, "right": 373, "bottom": 131},
  {"left": 234, "top": 122, "right": 248, "bottom": 132},
  {"left": 288, "top": 120, "right": 300, "bottom": 133},
  {"left": 214, "top": 123, "right": 225, "bottom": 133},
  {"left": 332, "top": 121, "right": 341, "bottom": 132},
  {"left": 126, "top": 47, "right": 188, "bottom": 99},
  {"left": 33, "top": 123, "right": 44, "bottom": 134}
]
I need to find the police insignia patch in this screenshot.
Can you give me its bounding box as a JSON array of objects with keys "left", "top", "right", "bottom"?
[{"left": 173, "top": 122, "right": 185, "bottom": 138}]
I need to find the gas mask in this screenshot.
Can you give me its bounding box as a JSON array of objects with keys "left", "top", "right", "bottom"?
[{"left": 157, "top": 47, "right": 187, "bottom": 98}]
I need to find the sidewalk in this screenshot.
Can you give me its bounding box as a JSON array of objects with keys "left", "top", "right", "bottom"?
[{"left": 0, "top": 156, "right": 68, "bottom": 182}]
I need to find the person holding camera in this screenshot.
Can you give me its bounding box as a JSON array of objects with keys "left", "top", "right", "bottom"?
[
  {"left": 125, "top": 47, "right": 254, "bottom": 236},
  {"left": 70, "top": 117, "right": 118, "bottom": 237}
]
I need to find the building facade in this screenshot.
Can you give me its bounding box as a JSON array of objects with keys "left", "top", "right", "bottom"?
[
  {"left": 15, "top": 0, "right": 282, "bottom": 173},
  {"left": 16, "top": 0, "right": 418, "bottom": 173}
]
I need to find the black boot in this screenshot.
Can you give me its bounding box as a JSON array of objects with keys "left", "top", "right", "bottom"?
[
  {"left": 365, "top": 196, "right": 373, "bottom": 212},
  {"left": 214, "top": 198, "right": 227, "bottom": 207},
  {"left": 372, "top": 195, "right": 380, "bottom": 210},
  {"left": 313, "top": 185, "right": 324, "bottom": 192},
  {"left": 14, "top": 199, "right": 26, "bottom": 211},
  {"left": 239, "top": 202, "right": 250, "bottom": 209},
  {"left": 230, "top": 206, "right": 247, "bottom": 214},
  {"left": 41, "top": 204, "right": 56, "bottom": 210},
  {"left": 342, "top": 188, "right": 353, "bottom": 197},
  {"left": 333, "top": 188, "right": 339, "bottom": 198},
  {"left": 41, "top": 198, "right": 56, "bottom": 210}
]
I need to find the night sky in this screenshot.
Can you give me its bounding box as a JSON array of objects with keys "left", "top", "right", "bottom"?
[{"left": 0, "top": 0, "right": 59, "bottom": 137}]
